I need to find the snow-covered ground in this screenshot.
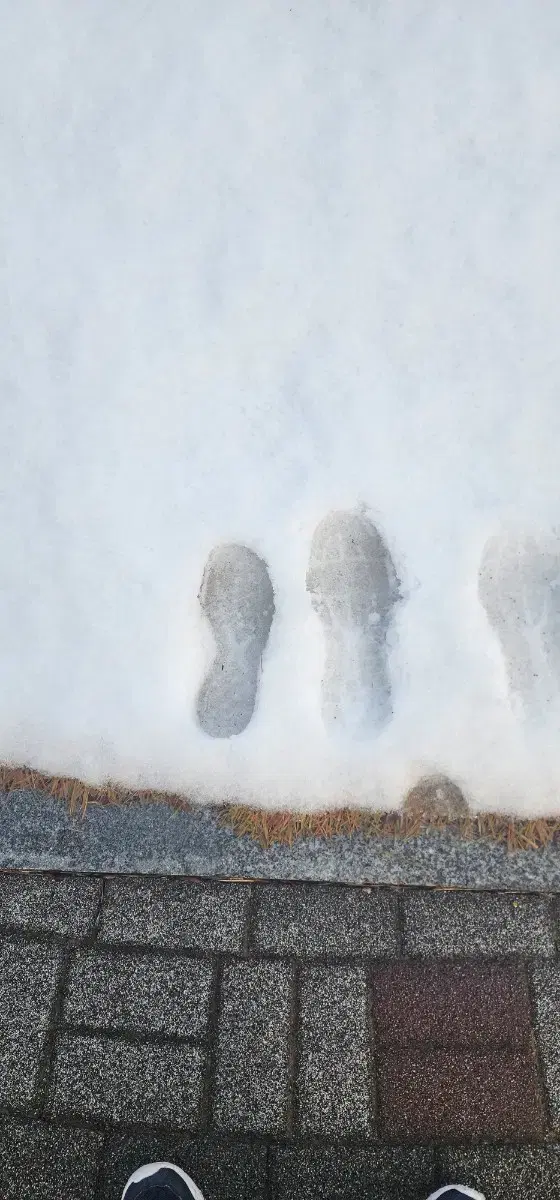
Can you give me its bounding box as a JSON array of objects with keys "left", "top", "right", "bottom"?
[{"left": 2, "top": 0, "right": 560, "bottom": 814}]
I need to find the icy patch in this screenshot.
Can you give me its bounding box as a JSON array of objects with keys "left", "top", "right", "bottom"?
[
  {"left": 306, "top": 511, "right": 399, "bottom": 737},
  {"left": 196, "top": 545, "right": 275, "bottom": 738},
  {"left": 479, "top": 531, "right": 560, "bottom": 718}
]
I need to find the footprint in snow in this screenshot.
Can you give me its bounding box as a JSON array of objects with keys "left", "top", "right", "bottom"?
[
  {"left": 306, "top": 510, "right": 400, "bottom": 736},
  {"left": 479, "top": 529, "right": 560, "bottom": 716},
  {"left": 196, "top": 544, "right": 275, "bottom": 738}
]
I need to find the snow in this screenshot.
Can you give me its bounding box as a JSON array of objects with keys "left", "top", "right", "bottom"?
[{"left": 2, "top": 0, "right": 560, "bottom": 814}]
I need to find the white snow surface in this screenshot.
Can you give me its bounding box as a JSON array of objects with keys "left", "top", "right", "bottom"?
[{"left": 2, "top": 0, "right": 560, "bottom": 814}]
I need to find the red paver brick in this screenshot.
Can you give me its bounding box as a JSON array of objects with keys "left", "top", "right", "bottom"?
[
  {"left": 372, "top": 963, "right": 532, "bottom": 1049},
  {"left": 378, "top": 1050, "right": 544, "bottom": 1140}
]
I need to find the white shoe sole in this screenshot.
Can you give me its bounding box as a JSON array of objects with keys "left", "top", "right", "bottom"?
[
  {"left": 121, "top": 1161, "right": 206, "bottom": 1200},
  {"left": 427, "top": 1187, "right": 486, "bottom": 1200}
]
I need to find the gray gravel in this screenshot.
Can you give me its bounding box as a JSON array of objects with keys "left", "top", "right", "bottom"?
[{"left": 64, "top": 950, "right": 214, "bottom": 1037}]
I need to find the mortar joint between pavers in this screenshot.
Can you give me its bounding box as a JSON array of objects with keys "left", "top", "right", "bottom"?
[
  {"left": 286, "top": 960, "right": 301, "bottom": 1137},
  {"left": 202, "top": 958, "right": 224, "bottom": 1131},
  {"left": 524, "top": 959, "right": 555, "bottom": 1136},
  {"left": 366, "top": 963, "right": 380, "bottom": 1139},
  {"left": 243, "top": 884, "right": 257, "bottom": 957},
  {"left": 34, "top": 944, "right": 73, "bottom": 1117}
]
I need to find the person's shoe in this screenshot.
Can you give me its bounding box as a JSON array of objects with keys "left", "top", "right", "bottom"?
[
  {"left": 121, "top": 1162, "right": 206, "bottom": 1200},
  {"left": 427, "top": 1188, "right": 486, "bottom": 1200}
]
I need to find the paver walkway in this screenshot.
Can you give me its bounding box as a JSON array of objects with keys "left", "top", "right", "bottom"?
[{"left": 0, "top": 873, "right": 560, "bottom": 1199}]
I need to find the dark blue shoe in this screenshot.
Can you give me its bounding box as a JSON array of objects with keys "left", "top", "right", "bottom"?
[{"left": 121, "top": 1162, "right": 206, "bottom": 1200}]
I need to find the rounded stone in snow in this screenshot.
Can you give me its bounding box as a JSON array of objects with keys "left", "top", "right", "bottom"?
[{"left": 404, "top": 774, "right": 469, "bottom": 821}]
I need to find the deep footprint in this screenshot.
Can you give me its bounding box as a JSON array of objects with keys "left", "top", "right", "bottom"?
[
  {"left": 196, "top": 544, "right": 275, "bottom": 737},
  {"left": 479, "top": 530, "right": 560, "bottom": 715},
  {"left": 306, "top": 510, "right": 399, "bottom": 736}
]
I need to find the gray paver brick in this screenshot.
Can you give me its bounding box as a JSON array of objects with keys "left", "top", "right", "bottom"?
[
  {"left": 298, "top": 965, "right": 372, "bottom": 1135},
  {"left": 50, "top": 1034, "right": 205, "bottom": 1128},
  {"left": 403, "top": 891, "right": 555, "bottom": 957},
  {"left": 441, "top": 1146, "right": 560, "bottom": 1200},
  {"left": 531, "top": 961, "right": 560, "bottom": 1127},
  {"left": 0, "top": 873, "right": 101, "bottom": 937},
  {"left": 214, "top": 961, "right": 292, "bottom": 1133},
  {"left": 64, "top": 949, "right": 213, "bottom": 1038},
  {"left": 276, "top": 1147, "right": 435, "bottom": 1200},
  {"left": 103, "top": 1134, "right": 267, "bottom": 1200},
  {"left": 101, "top": 878, "right": 249, "bottom": 951},
  {"left": 253, "top": 884, "right": 398, "bottom": 956},
  {"left": 0, "top": 1119, "right": 103, "bottom": 1200},
  {"left": 0, "top": 940, "right": 61, "bottom": 1106}
]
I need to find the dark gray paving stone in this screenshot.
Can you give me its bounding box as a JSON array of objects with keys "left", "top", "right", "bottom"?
[
  {"left": 50, "top": 1034, "right": 205, "bottom": 1128},
  {"left": 275, "top": 1147, "right": 435, "bottom": 1200},
  {"left": 441, "top": 1146, "right": 560, "bottom": 1200},
  {"left": 0, "top": 872, "right": 101, "bottom": 936},
  {"left": 0, "top": 1119, "right": 102, "bottom": 1200},
  {"left": 253, "top": 883, "right": 398, "bottom": 956},
  {"left": 298, "top": 965, "right": 372, "bottom": 1135},
  {"left": 531, "top": 961, "right": 560, "bottom": 1127},
  {"left": 403, "top": 890, "right": 555, "bottom": 956},
  {"left": 64, "top": 949, "right": 213, "bottom": 1038},
  {"left": 0, "top": 940, "right": 61, "bottom": 1106},
  {"left": 214, "top": 961, "right": 292, "bottom": 1133},
  {"left": 103, "top": 1134, "right": 267, "bottom": 1200},
  {"left": 100, "top": 877, "right": 249, "bottom": 951}
]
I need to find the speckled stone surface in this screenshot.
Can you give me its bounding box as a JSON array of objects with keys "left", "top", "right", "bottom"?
[
  {"left": 403, "top": 889, "right": 555, "bottom": 956},
  {"left": 298, "top": 965, "right": 371, "bottom": 1135},
  {"left": 213, "top": 961, "right": 292, "bottom": 1133},
  {"left": 50, "top": 1034, "right": 205, "bottom": 1127},
  {"left": 0, "top": 872, "right": 101, "bottom": 935},
  {"left": 440, "top": 1146, "right": 560, "bottom": 1200},
  {"left": 372, "top": 962, "right": 533, "bottom": 1048},
  {"left": 1, "top": 871, "right": 560, "bottom": 1200},
  {"left": 3, "top": 786, "right": 560, "bottom": 889},
  {"left": 0, "top": 940, "right": 61, "bottom": 1105},
  {"left": 253, "top": 882, "right": 398, "bottom": 955},
  {"left": 531, "top": 961, "right": 560, "bottom": 1129},
  {"left": 378, "top": 1048, "right": 544, "bottom": 1139},
  {"left": 100, "top": 877, "right": 249, "bottom": 950},
  {"left": 64, "top": 949, "right": 214, "bottom": 1037},
  {"left": 0, "top": 1120, "right": 102, "bottom": 1200},
  {"left": 275, "top": 1147, "right": 435, "bottom": 1200}
]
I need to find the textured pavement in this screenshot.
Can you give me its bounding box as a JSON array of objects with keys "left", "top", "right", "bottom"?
[
  {"left": 8, "top": 786, "right": 560, "bottom": 892},
  {"left": 0, "top": 875, "right": 559, "bottom": 1199}
]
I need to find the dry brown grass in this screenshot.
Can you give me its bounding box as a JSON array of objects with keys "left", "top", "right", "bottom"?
[
  {"left": 0, "top": 764, "right": 188, "bottom": 817},
  {"left": 221, "top": 803, "right": 560, "bottom": 851},
  {"left": 1, "top": 762, "right": 559, "bottom": 852}
]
